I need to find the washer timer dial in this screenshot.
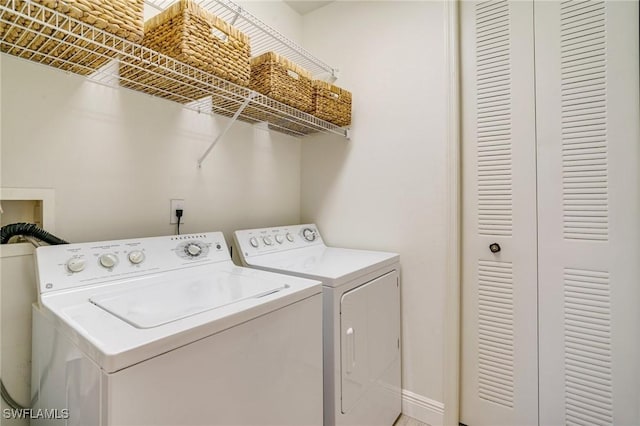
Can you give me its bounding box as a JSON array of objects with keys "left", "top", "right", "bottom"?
[
  {"left": 185, "top": 243, "right": 202, "bottom": 257},
  {"left": 302, "top": 228, "right": 317, "bottom": 242},
  {"left": 175, "top": 241, "right": 209, "bottom": 260}
]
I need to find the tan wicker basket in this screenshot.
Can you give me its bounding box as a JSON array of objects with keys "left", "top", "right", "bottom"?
[
  {"left": 0, "top": 0, "right": 144, "bottom": 75},
  {"left": 248, "top": 52, "right": 313, "bottom": 113},
  {"left": 58, "top": 0, "right": 143, "bottom": 41},
  {"left": 147, "top": 0, "right": 250, "bottom": 84},
  {"left": 312, "top": 80, "right": 352, "bottom": 126},
  {"left": 121, "top": 0, "right": 251, "bottom": 103}
]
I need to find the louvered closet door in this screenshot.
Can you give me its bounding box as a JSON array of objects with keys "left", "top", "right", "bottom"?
[
  {"left": 535, "top": 1, "right": 640, "bottom": 424},
  {"left": 460, "top": 1, "right": 538, "bottom": 425}
]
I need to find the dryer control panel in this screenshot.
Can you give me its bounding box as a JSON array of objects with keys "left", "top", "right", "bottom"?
[
  {"left": 35, "top": 232, "right": 230, "bottom": 294},
  {"left": 234, "top": 224, "right": 325, "bottom": 259}
]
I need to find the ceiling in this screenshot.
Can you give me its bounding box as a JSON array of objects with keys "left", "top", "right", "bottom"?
[{"left": 283, "top": 1, "right": 333, "bottom": 15}]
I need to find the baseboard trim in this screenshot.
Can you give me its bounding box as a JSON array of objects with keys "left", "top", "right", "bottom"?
[{"left": 402, "top": 389, "right": 445, "bottom": 426}]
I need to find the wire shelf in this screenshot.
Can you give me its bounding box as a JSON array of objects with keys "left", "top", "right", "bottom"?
[
  {"left": 0, "top": 0, "right": 348, "bottom": 144},
  {"left": 144, "top": 0, "right": 337, "bottom": 79}
]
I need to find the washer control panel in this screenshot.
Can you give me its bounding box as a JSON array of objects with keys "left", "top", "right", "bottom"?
[
  {"left": 36, "top": 232, "right": 229, "bottom": 294},
  {"left": 234, "top": 224, "right": 324, "bottom": 258}
]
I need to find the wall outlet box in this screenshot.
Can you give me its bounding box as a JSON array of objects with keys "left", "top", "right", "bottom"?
[{"left": 170, "top": 199, "right": 185, "bottom": 224}]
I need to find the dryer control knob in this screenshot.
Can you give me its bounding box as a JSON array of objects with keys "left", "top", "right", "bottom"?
[
  {"left": 275, "top": 235, "right": 284, "bottom": 244},
  {"left": 286, "top": 233, "right": 295, "bottom": 242},
  {"left": 128, "top": 250, "right": 145, "bottom": 264},
  {"left": 66, "top": 257, "right": 86, "bottom": 273},
  {"left": 185, "top": 243, "right": 202, "bottom": 257},
  {"left": 99, "top": 253, "right": 118, "bottom": 269},
  {"left": 249, "top": 237, "right": 259, "bottom": 248},
  {"left": 302, "top": 228, "right": 317, "bottom": 242},
  {"left": 263, "top": 236, "right": 273, "bottom": 246}
]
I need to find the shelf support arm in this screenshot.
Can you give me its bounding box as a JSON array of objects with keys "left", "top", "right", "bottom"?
[
  {"left": 229, "top": 5, "right": 242, "bottom": 26},
  {"left": 197, "top": 92, "right": 256, "bottom": 168}
]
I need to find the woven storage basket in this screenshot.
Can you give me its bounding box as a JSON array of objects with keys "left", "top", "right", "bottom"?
[
  {"left": 248, "top": 52, "right": 313, "bottom": 113},
  {"left": 312, "top": 80, "right": 352, "bottom": 126},
  {"left": 121, "top": 0, "right": 250, "bottom": 103},
  {"left": 0, "top": 0, "right": 144, "bottom": 75}
]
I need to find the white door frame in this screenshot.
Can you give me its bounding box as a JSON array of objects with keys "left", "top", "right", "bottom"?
[{"left": 443, "top": 1, "right": 461, "bottom": 425}]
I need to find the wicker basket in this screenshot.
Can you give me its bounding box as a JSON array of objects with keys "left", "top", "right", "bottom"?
[
  {"left": 58, "top": 0, "right": 143, "bottom": 41},
  {"left": 121, "top": 0, "right": 251, "bottom": 103},
  {"left": 0, "top": 0, "right": 144, "bottom": 75},
  {"left": 248, "top": 52, "right": 313, "bottom": 113},
  {"left": 312, "top": 80, "right": 352, "bottom": 126}
]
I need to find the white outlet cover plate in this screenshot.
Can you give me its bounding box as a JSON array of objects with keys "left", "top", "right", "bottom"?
[{"left": 170, "top": 199, "right": 184, "bottom": 224}]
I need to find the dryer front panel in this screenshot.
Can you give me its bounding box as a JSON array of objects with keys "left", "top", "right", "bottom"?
[{"left": 339, "top": 270, "right": 401, "bottom": 421}]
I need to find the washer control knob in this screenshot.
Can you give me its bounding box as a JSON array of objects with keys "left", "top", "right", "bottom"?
[
  {"left": 302, "top": 228, "right": 317, "bottom": 242},
  {"left": 286, "top": 233, "right": 295, "bottom": 242},
  {"left": 66, "top": 257, "right": 86, "bottom": 273},
  {"left": 263, "top": 236, "right": 273, "bottom": 246},
  {"left": 249, "top": 237, "right": 259, "bottom": 248},
  {"left": 275, "top": 235, "right": 284, "bottom": 244},
  {"left": 185, "top": 243, "right": 202, "bottom": 257},
  {"left": 128, "top": 250, "right": 145, "bottom": 264},
  {"left": 99, "top": 253, "right": 118, "bottom": 269}
]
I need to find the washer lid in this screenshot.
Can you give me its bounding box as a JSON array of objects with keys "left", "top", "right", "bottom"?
[
  {"left": 38, "top": 262, "right": 321, "bottom": 373},
  {"left": 90, "top": 271, "right": 286, "bottom": 329}
]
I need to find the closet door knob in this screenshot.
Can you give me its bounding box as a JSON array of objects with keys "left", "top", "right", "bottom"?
[{"left": 489, "top": 243, "right": 501, "bottom": 253}]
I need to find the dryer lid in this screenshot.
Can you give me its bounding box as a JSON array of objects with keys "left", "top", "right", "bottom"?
[
  {"left": 90, "top": 271, "right": 286, "bottom": 329},
  {"left": 245, "top": 246, "right": 399, "bottom": 287}
]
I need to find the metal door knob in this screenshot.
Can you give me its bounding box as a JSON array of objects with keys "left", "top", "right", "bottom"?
[{"left": 489, "top": 243, "right": 501, "bottom": 253}]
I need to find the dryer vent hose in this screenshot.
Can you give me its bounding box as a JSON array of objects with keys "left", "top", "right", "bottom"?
[{"left": 0, "top": 223, "right": 68, "bottom": 245}]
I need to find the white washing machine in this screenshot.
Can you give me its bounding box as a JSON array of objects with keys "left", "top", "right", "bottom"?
[
  {"left": 233, "top": 224, "right": 401, "bottom": 426},
  {"left": 31, "top": 231, "right": 323, "bottom": 426}
]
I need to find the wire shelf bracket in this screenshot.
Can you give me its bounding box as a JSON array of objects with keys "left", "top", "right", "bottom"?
[{"left": 198, "top": 91, "right": 256, "bottom": 168}]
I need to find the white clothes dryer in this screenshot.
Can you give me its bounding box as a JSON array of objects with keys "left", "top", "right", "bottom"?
[
  {"left": 234, "top": 224, "right": 401, "bottom": 426},
  {"left": 31, "top": 232, "right": 323, "bottom": 426}
]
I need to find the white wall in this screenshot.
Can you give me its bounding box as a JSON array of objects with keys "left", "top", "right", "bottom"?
[
  {"left": 238, "top": 1, "right": 303, "bottom": 43},
  {"left": 1, "top": 56, "right": 302, "bottom": 243},
  {"left": 300, "top": 1, "right": 448, "bottom": 421}
]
